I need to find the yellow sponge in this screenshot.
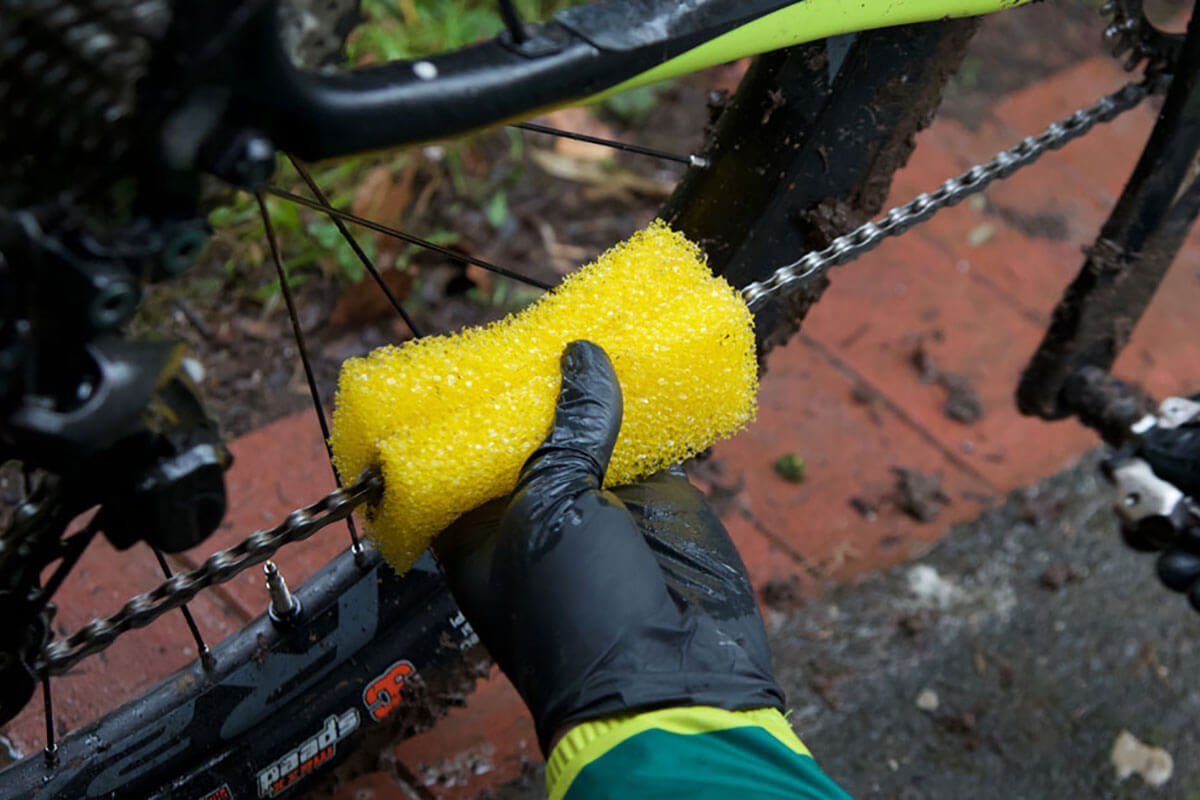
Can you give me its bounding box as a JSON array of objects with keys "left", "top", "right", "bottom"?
[{"left": 329, "top": 220, "right": 757, "bottom": 572}]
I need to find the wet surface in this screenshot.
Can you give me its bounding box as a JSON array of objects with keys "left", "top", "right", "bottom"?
[
  {"left": 481, "top": 451, "right": 1200, "bottom": 798},
  {"left": 772, "top": 450, "right": 1200, "bottom": 798}
]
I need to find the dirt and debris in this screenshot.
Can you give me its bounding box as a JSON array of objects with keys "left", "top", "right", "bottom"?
[
  {"left": 911, "top": 342, "right": 941, "bottom": 384},
  {"left": 941, "top": 374, "right": 984, "bottom": 423},
  {"left": 966, "top": 222, "right": 997, "bottom": 247},
  {"left": 761, "top": 575, "right": 806, "bottom": 614},
  {"left": 910, "top": 341, "right": 985, "bottom": 424},
  {"left": 766, "top": 452, "right": 1200, "bottom": 797},
  {"left": 1110, "top": 730, "right": 1174, "bottom": 788},
  {"left": 849, "top": 496, "right": 879, "bottom": 521},
  {"left": 891, "top": 467, "right": 952, "bottom": 523},
  {"left": 914, "top": 688, "right": 940, "bottom": 712},
  {"left": 897, "top": 613, "right": 929, "bottom": 638},
  {"left": 1039, "top": 562, "right": 1084, "bottom": 591},
  {"left": 760, "top": 87, "right": 786, "bottom": 125},
  {"left": 851, "top": 381, "right": 885, "bottom": 425},
  {"left": 807, "top": 673, "right": 844, "bottom": 711},
  {"left": 845, "top": 468, "right": 953, "bottom": 527},
  {"left": 987, "top": 203, "right": 1071, "bottom": 241},
  {"left": 415, "top": 743, "right": 496, "bottom": 790},
  {"left": 476, "top": 762, "right": 544, "bottom": 800},
  {"left": 797, "top": 199, "right": 864, "bottom": 253}
]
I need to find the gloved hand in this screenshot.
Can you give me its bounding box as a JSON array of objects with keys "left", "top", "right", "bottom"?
[{"left": 433, "top": 340, "right": 784, "bottom": 755}]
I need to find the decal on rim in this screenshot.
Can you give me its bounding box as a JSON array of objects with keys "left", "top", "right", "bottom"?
[
  {"left": 199, "top": 785, "right": 233, "bottom": 800},
  {"left": 450, "top": 611, "right": 479, "bottom": 649},
  {"left": 363, "top": 659, "right": 416, "bottom": 722},
  {"left": 255, "top": 709, "right": 359, "bottom": 798}
]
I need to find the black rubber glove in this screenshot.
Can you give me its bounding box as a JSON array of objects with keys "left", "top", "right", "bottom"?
[{"left": 433, "top": 340, "right": 784, "bottom": 754}]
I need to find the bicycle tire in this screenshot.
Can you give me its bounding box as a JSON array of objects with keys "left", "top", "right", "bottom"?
[{"left": 0, "top": 13, "right": 975, "bottom": 800}]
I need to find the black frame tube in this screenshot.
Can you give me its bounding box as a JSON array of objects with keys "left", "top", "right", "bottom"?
[
  {"left": 1018, "top": 2, "right": 1200, "bottom": 421},
  {"left": 202, "top": 0, "right": 795, "bottom": 161}
]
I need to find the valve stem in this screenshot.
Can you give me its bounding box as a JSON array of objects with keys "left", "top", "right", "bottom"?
[{"left": 264, "top": 561, "right": 300, "bottom": 625}]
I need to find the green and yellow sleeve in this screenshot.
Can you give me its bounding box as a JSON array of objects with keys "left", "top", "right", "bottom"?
[{"left": 546, "top": 706, "right": 851, "bottom": 800}]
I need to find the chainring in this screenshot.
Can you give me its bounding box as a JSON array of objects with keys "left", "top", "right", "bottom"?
[{"left": 1103, "top": 0, "right": 1185, "bottom": 83}]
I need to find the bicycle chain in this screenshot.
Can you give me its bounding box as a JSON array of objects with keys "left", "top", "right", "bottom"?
[
  {"left": 35, "top": 82, "right": 1151, "bottom": 674},
  {"left": 36, "top": 469, "right": 381, "bottom": 676},
  {"left": 741, "top": 81, "right": 1149, "bottom": 312}
]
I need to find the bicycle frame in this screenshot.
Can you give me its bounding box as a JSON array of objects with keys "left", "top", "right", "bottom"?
[
  {"left": 194, "top": 0, "right": 1026, "bottom": 165},
  {"left": 9, "top": 0, "right": 1200, "bottom": 794}
]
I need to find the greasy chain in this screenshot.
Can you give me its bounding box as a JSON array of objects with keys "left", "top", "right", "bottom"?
[
  {"left": 39, "top": 80, "right": 1150, "bottom": 674},
  {"left": 36, "top": 470, "right": 382, "bottom": 675},
  {"left": 740, "top": 81, "right": 1149, "bottom": 311}
]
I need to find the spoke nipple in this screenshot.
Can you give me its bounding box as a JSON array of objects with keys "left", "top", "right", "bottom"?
[
  {"left": 198, "top": 645, "right": 216, "bottom": 672},
  {"left": 42, "top": 743, "right": 58, "bottom": 771},
  {"left": 351, "top": 540, "right": 369, "bottom": 568},
  {"left": 264, "top": 561, "right": 300, "bottom": 625},
  {"left": 688, "top": 154, "right": 711, "bottom": 169}
]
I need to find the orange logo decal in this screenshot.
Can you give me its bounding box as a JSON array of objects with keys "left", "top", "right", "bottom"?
[{"left": 363, "top": 659, "right": 416, "bottom": 721}]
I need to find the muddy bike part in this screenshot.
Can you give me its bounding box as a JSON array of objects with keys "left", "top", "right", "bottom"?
[
  {"left": 1019, "top": 4, "right": 1200, "bottom": 423},
  {"left": 0, "top": 3, "right": 1180, "bottom": 796},
  {"left": 176, "top": 0, "right": 1024, "bottom": 175},
  {"left": 0, "top": 13, "right": 988, "bottom": 800},
  {"left": 2, "top": 0, "right": 1190, "bottom": 796}
]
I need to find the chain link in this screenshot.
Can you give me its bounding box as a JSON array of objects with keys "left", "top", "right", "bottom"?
[
  {"left": 741, "top": 81, "right": 1149, "bottom": 312},
  {"left": 36, "top": 469, "right": 382, "bottom": 676}
]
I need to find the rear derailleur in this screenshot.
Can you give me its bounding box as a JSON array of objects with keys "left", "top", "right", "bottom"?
[
  {"left": 1104, "top": 396, "right": 1200, "bottom": 611},
  {"left": 0, "top": 203, "right": 231, "bottom": 725},
  {"left": 1063, "top": 368, "right": 1200, "bottom": 612}
]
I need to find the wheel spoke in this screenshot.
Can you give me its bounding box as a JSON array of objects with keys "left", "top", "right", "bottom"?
[
  {"left": 152, "top": 548, "right": 214, "bottom": 671},
  {"left": 265, "top": 186, "right": 553, "bottom": 290},
  {"left": 255, "top": 192, "right": 366, "bottom": 555},
  {"left": 512, "top": 121, "right": 707, "bottom": 166},
  {"left": 498, "top": 0, "right": 528, "bottom": 44},
  {"left": 38, "top": 522, "right": 98, "bottom": 605},
  {"left": 41, "top": 676, "right": 56, "bottom": 770},
  {"left": 287, "top": 156, "right": 423, "bottom": 338}
]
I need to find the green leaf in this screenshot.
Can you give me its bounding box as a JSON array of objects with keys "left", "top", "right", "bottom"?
[
  {"left": 773, "top": 453, "right": 807, "bottom": 483},
  {"left": 307, "top": 220, "right": 342, "bottom": 250},
  {"left": 271, "top": 197, "right": 301, "bottom": 235},
  {"left": 426, "top": 229, "right": 460, "bottom": 245},
  {"left": 251, "top": 273, "right": 311, "bottom": 303},
  {"left": 484, "top": 191, "right": 508, "bottom": 229}
]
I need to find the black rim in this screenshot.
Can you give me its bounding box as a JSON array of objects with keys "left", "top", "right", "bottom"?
[{"left": 0, "top": 549, "right": 476, "bottom": 800}]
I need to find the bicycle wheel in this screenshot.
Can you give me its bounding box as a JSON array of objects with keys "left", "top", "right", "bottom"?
[{"left": 0, "top": 5, "right": 976, "bottom": 799}]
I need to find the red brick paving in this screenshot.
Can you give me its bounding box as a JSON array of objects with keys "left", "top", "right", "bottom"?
[
  {"left": 1, "top": 537, "right": 245, "bottom": 753},
  {"left": 8, "top": 53, "right": 1200, "bottom": 800}
]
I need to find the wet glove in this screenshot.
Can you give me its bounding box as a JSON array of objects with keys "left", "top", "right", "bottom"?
[{"left": 433, "top": 340, "right": 784, "bottom": 755}]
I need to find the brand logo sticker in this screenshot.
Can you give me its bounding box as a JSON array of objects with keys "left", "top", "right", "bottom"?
[
  {"left": 450, "top": 611, "right": 479, "bottom": 649},
  {"left": 199, "top": 786, "right": 232, "bottom": 800},
  {"left": 363, "top": 659, "right": 416, "bottom": 722},
  {"left": 255, "top": 709, "right": 359, "bottom": 798}
]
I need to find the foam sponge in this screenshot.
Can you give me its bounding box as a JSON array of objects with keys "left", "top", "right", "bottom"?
[{"left": 329, "top": 220, "right": 757, "bottom": 572}]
